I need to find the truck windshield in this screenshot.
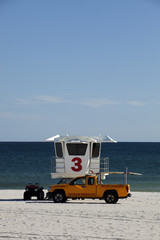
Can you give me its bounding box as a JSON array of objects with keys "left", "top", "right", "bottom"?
[{"left": 67, "top": 143, "right": 87, "bottom": 155}]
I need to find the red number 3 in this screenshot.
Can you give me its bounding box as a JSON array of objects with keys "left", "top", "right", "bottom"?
[{"left": 71, "top": 157, "right": 82, "bottom": 172}]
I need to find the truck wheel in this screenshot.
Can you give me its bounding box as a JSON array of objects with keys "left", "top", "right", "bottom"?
[
  {"left": 53, "top": 191, "right": 67, "bottom": 203},
  {"left": 37, "top": 191, "right": 44, "bottom": 200},
  {"left": 24, "top": 192, "right": 31, "bottom": 200},
  {"left": 104, "top": 191, "right": 118, "bottom": 204}
]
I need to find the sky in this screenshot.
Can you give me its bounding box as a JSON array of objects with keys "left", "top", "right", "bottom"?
[{"left": 0, "top": 0, "right": 160, "bottom": 142}]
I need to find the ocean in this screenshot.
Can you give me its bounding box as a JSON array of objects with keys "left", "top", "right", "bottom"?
[{"left": 0, "top": 142, "right": 160, "bottom": 191}]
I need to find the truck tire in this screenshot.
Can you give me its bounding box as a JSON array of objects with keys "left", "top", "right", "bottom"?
[
  {"left": 104, "top": 191, "right": 118, "bottom": 204},
  {"left": 53, "top": 191, "right": 67, "bottom": 203}
]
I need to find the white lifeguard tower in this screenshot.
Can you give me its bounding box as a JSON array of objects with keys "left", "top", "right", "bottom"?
[{"left": 46, "top": 134, "right": 117, "bottom": 179}]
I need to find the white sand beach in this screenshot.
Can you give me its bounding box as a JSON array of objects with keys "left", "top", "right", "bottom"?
[{"left": 0, "top": 190, "right": 160, "bottom": 240}]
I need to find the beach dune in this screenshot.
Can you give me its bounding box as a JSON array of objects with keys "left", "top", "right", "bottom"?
[{"left": 0, "top": 190, "right": 160, "bottom": 240}]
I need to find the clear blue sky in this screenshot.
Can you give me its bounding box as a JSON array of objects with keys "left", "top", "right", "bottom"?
[{"left": 1, "top": 0, "right": 160, "bottom": 141}]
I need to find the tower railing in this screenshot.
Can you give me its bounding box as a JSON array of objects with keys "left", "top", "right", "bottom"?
[{"left": 100, "top": 157, "right": 109, "bottom": 172}]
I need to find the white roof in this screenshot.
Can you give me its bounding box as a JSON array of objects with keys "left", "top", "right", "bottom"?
[
  {"left": 45, "top": 134, "right": 117, "bottom": 143},
  {"left": 57, "top": 136, "right": 98, "bottom": 143},
  {"left": 45, "top": 134, "right": 60, "bottom": 141}
]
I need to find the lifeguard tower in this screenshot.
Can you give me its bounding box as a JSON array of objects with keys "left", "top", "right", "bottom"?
[{"left": 46, "top": 135, "right": 117, "bottom": 180}]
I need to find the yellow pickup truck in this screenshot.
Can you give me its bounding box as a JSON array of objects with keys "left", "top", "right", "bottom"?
[{"left": 47, "top": 175, "right": 131, "bottom": 204}]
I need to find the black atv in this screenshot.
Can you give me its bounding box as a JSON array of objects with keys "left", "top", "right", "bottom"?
[{"left": 23, "top": 183, "right": 44, "bottom": 200}]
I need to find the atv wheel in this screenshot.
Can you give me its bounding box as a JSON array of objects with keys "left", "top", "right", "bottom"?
[
  {"left": 37, "top": 191, "right": 44, "bottom": 200},
  {"left": 24, "top": 191, "right": 31, "bottom": 200}
]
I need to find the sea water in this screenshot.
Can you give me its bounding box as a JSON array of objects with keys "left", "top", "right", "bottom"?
[{"left": 0, "top": 142, "right": 160, "bottom": 191}]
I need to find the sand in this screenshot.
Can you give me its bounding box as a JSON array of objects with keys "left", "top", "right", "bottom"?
[{"left": 0, "top": 190, "right": 160, "bottom": 240}]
